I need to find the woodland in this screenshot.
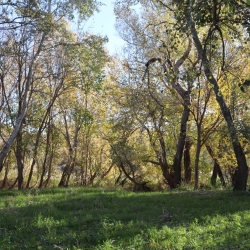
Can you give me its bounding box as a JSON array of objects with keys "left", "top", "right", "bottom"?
[{"left": 0, "top": 0, "right": 250, "bottom": 192}]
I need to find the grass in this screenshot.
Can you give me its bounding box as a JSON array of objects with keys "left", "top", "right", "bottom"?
[{"left": 0, "top": 187, "right": 250, "bottom": 249}]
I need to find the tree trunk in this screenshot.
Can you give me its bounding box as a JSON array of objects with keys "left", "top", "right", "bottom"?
[
  {"left": 88, "top": 172, "right": 97, "bottom": 186},
  {"left": 43, "top": 155, "right": 53, "bottom": 188},
  {"left": 0, "top": 153, "right": 10, "bottom": 189},
  {"left": 26, "top": 87, "right": 61, "bottom": 188},
  {"left": 211, "top": 161, "right": 226, "bottom": 187},
  {"left": 186, "top": 7, "right": 248, "bottom": 191},
  {"left": 0, "top": 33, "right": 47, "bottom": 169},
  {"left": 211, "top": 162, "right": 219, "bottom": 186},
  {"left": 26, "top": 159, "right": 36, "bottom": 189},
  {"left": 158, "top": 136, "right": 175, "bottom": 188},
  {"left": 1, "top": 166, "right": 9, "bottom": 189},
  {"left": 162, "top": 164, "right": 174, "bottom": 188},
  {"left": 217, "top": 163, "right": 226, "bottom": 187},
  {"left": 206, "top": 145, "right": 226, "bottom": 187},
  {"left": 38, "top": 122, "right": 52, "bottom": 188},
  {"left": 16, "top": 131, "right": 24, "bottom": 190},
  {"left": 173, "top": 93, "right": 191, "bottom": 187},
  {"left": 144, "top": 39, "right": 192, "bottom": 188},
  {"left": 194, "top": 127, "right": 201, "bottom": 190},
  {"left": 184, "top": 136, "right": 192, "bottom": 183},
  {"left": 8, "top": 177, "right": 18, "bottom": 190},
  {"left": 58, "top": 162, "right": 71, "bottom": 187},
  {"left": 119, "top": 161, "right": 151, "bottom": 191},
  {"left": 99, "top": 164, "right": 114, "bottom": 183},
  {"left": 65, "top": 161, "right": 76, "bottom": 187}
]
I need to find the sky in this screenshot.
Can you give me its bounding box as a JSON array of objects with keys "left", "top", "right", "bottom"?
[{"left": 84, "top": 1, "right": 126, "bottom": 55}]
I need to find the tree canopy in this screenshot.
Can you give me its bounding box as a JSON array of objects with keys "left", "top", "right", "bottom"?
[{"left": 0, "top": 0, "right": 249, "bottom": 191}]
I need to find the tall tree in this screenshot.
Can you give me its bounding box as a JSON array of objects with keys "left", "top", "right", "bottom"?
[
  {"left": 0, "top": 0, "right": 101, "bottom": 188},
  {"left": 114, "top": 2, "right": 197, "bottom": 187},
  {"left": 144, "top": 0, "right": 249, "bottom": 190},
  {"left": 183, "top": 0, "right": 248, "bottom": 191}
]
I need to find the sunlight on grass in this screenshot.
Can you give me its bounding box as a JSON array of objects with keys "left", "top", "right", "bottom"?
[{"left": 0, "top": 187, "right": 249, "bottom": 249}]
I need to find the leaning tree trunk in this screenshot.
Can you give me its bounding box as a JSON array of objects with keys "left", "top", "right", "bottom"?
[
  {"left": 206, "top": 145, "right": 226, "bottom": 187},
  {"left": 0, "top": 33, "right": 47, "bottom": 171},
  {"left": 8, "top": 177, "right": 18, "bottom": 190},
  {"left": 119, "top": 161, "right": 151, "bottom": 191},
  {"left": 211, "top": 161, "right": 226, "bottom": 187},
  {"left": 186, "top": 7, "right": 248, "bottom": 191},
  {"left": 58, "top": 160, "right": 73, "bottom": 187},
  {"left": 1, "top": 153, "right": 10, "bottom": 189}
]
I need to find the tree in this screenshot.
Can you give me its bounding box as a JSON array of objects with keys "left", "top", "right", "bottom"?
[
  {"left": 57, "top": 34, "right": 108, "bottom": 187},
  {"left": 0, "top": 0, "right": 101, "bottom": 189},
  {"left": 114, "top": 2, "right": 198, "bottom": 188},
  {"left": 184, "top": 0, "right": 249, "bottom": 191},
  {"left": 114, "top": 0, "right": 250, "bottom": 190},
  {"left": 142, "top": 0, "right": 249, "bottom": 190}
]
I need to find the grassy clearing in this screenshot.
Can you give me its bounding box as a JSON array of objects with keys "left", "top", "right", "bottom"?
[{"left": 0, "top": 187, "right": 250, "bottom": 250}]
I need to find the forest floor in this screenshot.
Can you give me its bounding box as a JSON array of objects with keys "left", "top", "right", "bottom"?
[{"left": 0, "top": 187, "right": 249, "bottom": 250}]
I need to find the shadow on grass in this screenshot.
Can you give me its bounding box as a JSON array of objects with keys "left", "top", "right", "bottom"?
[{"left": 0, "top": 188, "right": 249, "bottom": 249}]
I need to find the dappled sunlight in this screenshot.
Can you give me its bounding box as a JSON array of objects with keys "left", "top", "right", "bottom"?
[{"left": 0, "top": 187, "right": 250, "bottom": 249}]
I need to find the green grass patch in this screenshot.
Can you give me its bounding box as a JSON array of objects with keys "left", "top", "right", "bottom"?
[{"left": 0, "top": 187, "right": 250, "bottom": 249}]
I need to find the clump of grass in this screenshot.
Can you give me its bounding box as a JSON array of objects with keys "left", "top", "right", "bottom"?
[{"left": 0, "top": 187, "right": 249, "bottom": 249}]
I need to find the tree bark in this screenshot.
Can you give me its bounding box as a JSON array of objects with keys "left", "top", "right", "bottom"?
[
  {"left": 43, "top": 154, "right": 53, "bottom": 188},
  {"left": 15, "top": 130, "right": 24, "bottom": 190},
  {"left": 38, "top": 124, "right": 51, "bottom": 188},
  {"left": 98, "top": 164, "right": 114, "bottom": 183},
  {"left": 194, "top": 126, "right": 201, "bottom": 190},
  {"left": 58, "top": 109, "right": 80, "bottom": 187},
  {"left": 206, "top": 145, "right": 226, "bottom": 187},
  {"left": 211, "top": 161, "right": 226, "bottom": 187},
  {"left": 58, "top": 161, "right": 72, "bottom": 187},
  {"left": 184, "top": 137, "right": 192, "bottom": 183},
  {"left": 185, "top": 6, "right": 248, "bottom": 191},
  {"left": 173, "top": 92, "right": 191, "bottom": 187},
  {"left": 8, "top": 177, "right": 18, "bottom": 190},
  {"left": 1, "top": 166, "right": 9, "bottom": 189}
]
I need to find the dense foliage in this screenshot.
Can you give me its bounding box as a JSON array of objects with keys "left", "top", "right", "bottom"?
[{"left": 0, "top": 0, "right": 250, "bottom": 190}]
